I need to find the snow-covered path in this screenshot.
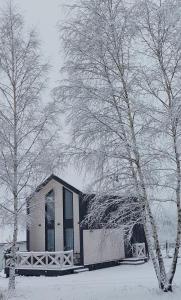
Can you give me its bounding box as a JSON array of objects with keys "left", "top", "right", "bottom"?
[{"left": 1, "top": 261, "right": 181, "bottom": 300}]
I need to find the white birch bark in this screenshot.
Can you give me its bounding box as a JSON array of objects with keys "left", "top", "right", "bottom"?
[
  {"left": 0, "top": 2, "right": 60, "bottom": 291},
  {"left": 55, "top": 0, "right": 172, "bottom": 291},
  {"left": 136, "top": 0, "right": 181, "bottom": 290}
]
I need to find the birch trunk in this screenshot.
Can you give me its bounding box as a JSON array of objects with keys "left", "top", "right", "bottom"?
[
  {"left": 136, "top": 0, "right": 181, "bottom": 290},
  {"left": 167, "top": 131, "right": 181, "bottom": 290},
  {"left": 122, "top": 78, "right": 168, "bottom": 290},
  {"left": 8, "top": 10, "right": 18, "bottom": 290},
  {"left": 117, "top": 100, "right": 163, "bottom": 287},
  {"left": 8, "top": 198, "right": 18, "bottom": 291}
]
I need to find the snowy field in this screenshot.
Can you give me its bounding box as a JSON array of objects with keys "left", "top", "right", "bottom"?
[{"left": 0, "top": 260, "right": 181, "bottom": 300}]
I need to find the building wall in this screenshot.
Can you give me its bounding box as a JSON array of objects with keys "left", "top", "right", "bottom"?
[
  {"left": 83, "top": 229, "right": 125, "bottom": 265},
  {"left": 28, "top": 179, "right": 80, "bottom": 253}
]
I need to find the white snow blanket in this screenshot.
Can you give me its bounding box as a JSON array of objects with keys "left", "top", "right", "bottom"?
[{"left": 0, "top": 260, "right": 181, "bottom": 300}]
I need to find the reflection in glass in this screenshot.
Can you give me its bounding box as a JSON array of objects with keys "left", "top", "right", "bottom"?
[
  {"left": 64, "top": 189, "right": 73, "bottom": 219},
  {"left": 64, "top": 228, "right": 74, "bottom": 250},
  {"left": 45, "top": 190, "right": 55, "bottom": 251}
]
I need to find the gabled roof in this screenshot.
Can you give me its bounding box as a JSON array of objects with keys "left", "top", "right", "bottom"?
[{"left": 35, "top": 174, "right": 82, "bottom": 195}]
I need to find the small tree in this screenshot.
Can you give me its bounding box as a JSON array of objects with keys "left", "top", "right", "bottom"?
[{"left": 0, "top": 2, "right": 60, "bottom": 291}]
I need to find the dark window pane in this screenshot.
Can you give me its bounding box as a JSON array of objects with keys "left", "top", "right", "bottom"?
[
  {"left": 45, "top": 190, "right": 55, "bottom": 251},
  {"left": 64, "top": 189, "right": 73, "bottom": 220},
  {"left": 47, "top": 229, "right": 55, "bottom": 252},
  {"left": 45, "top": 190, "right": 55, "bottom": 224},
  {"left": 64, "top": 228, "right": 74, "bottom": 250}
]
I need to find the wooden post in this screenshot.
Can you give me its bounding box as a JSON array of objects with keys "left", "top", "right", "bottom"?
[{"left": 31, "top": 252, "right": 33, "bottom": 267}]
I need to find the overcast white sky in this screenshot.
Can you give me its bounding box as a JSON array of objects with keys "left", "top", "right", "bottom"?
[
  {"left": 3, "top": 0, "right": 85, "bottom": 190},
  {"left": 10, "top": 0, "right": 63, "bottom": 83}
]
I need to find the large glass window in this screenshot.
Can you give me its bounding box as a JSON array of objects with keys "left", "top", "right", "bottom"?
[
  {"left": 64, "top": 228, "right": 74, "bottom": 251},
  {"left": 47, "top": 228, "right": 55, "bottom": 252},
  {"left": 45, "top": 190, "right": 55, "bottom": 224},
  {"left": 63, "top": 188, "right": 74, "bottom": 250},
  {"left": 45, "top": 190, "right": 55, "bottom": 251},
  {"left": 64, "top": 189, "right": 73, "bottom": 219}
]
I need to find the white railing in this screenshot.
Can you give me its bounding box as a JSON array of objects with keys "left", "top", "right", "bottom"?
[
  {"left": 5, "top": 250, "right": 74, "bottom": 270},
  {"left": 132, "top": 243, "right": 146, "bottom": 258}
]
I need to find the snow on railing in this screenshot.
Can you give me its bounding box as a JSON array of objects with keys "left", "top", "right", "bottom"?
[
  {"left": 132, "top": 243, "right": 146, "bottom": 258},
  {"left": 5, "top": 250, "right": 74, "bottom": 269}
]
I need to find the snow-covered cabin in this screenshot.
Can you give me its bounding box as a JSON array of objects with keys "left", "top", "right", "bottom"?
[
  {"left": 5, "top": 174, "right": 147, "bottom": 276},
  {"left": 26, "top": 175, "right": 146, "bottom": 267}
]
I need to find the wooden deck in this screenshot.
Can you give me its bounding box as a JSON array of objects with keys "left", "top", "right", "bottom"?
[
  {"left": 5, "top": 265, "right": 84, "bottom": 277},
  {"left": 4, "top": 250, "right": 84, "bottom": 277},
  {"left": 4, "top": 246, "right": 148, "bottom": 277}
]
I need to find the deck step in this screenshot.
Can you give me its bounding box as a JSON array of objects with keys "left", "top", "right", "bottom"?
[
  {"left": 123, "top": 257, "right": 147, "bottom": 261},
  {"left": 74, "top": 268, "right": 89, "bottom": 274},
  {"left": 119, "top": 260, "right": 145, "bottom": 265},
  {"left": 119, "top": 257, "right": 148, "bottom": 265}
]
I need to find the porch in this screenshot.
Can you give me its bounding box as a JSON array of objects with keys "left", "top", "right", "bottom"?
[
  {"left": 4, "top": 250, "right": 84, "bottom": 277},
  {"left": 4, "top": 242, "right": 147, "bottom": 277}
]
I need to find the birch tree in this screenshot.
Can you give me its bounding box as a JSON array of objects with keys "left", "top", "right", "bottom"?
[
  {"left": 0, "top": 2, "right": 59, "bottom": 291},
  {"left": 135, "top": 0, "right": 181, "bottom": 290},
  {"left": 55, "top": 0, "right": 180, "bottom": 292}
]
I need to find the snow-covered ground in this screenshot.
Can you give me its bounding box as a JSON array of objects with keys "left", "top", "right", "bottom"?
[{"left": 0, "top": 260, "right": 181, "bottom": 300}]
